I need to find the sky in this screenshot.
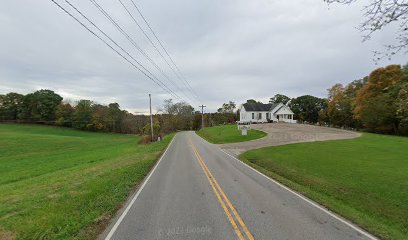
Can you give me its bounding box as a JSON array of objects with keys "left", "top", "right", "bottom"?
[{"left": 0, "top": 0, "right": 406, "bottom": 113}]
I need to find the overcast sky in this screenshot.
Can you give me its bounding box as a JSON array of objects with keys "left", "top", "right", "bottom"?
[{"left": 0, "top": 0, "right": 406, "bottom": 113}]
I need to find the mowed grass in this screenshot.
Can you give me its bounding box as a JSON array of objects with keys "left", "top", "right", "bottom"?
[
  {"left": 240, "top": 133, "right": 408, "bottom": 240},
  {"left": 0, "top": 124, "right": 174, "bottom": 240},
  {"left": 197, "top": 124, "right": 266, "bottom": 144}
]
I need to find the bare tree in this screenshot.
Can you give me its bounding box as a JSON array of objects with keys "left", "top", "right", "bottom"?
[{"left": 325, "top": 0, "right": 408, "bottom": 59}]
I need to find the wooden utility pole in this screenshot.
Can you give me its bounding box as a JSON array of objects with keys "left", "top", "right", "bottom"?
[
  {"left": 149, "top": 94, "right": 154, "bottom": 141},
  {"left": 199, "top": 105, "right": 206, "bottom": 129}
]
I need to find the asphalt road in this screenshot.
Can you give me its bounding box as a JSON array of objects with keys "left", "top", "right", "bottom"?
[{"left": 102, "top": 131, "right": 376, "bottom": 240}]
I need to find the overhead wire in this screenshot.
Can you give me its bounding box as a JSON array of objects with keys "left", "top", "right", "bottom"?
[
  {"left": 88, "top": 0, "right": 188, "bottom": 101},
  {"left": 127, "top": 0, "right": 200, "bottom": 100},
  {"left": 117, "top": 0, "right": 194, "bottom": 103},
  {"left": 50, "top": 0, "right": 181, "bottom": 100}
]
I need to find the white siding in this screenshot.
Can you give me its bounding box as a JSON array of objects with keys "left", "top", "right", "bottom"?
[
  {"left": 239, "top": 105, "right": 248, "bottom": 121},
  {"left": 247, "top": 111, "right": 269, "bottom": 123},
  {"left": 274, "top": 106, "right": 296, "bottom": 123},
  {"left": 240, "top": 103, "right": 296, "bottom": 123}
]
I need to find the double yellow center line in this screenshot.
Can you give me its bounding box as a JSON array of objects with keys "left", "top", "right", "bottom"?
[{"left": 189, "top": 139, "right": 254, "bottom": 240}]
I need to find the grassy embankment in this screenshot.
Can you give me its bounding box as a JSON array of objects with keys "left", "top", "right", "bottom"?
[
  {"left": 240, "top": 133, "right": 408, "bottom": 240},
  {"left": 0, "top": 124, "right": 173, "bottom": 239},
  {"left": 197, "top": 124, "right": 266, "bottom": 144}
]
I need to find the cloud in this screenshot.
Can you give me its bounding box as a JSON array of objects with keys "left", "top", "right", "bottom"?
[{"left": 0, "top": 0, "right": 406, "bottom": 112}]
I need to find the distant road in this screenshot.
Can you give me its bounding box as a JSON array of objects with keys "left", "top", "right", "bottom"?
[{"left": 102, "top": 132, "right": 376, "bottom": 240}]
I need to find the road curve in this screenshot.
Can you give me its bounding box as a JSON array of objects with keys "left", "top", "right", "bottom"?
[
  {"left": 101, "top": 131, "right": 376, "bottom": 240},
  {"left": 220, "top": 123, "right": 361, "bottom": 156}
]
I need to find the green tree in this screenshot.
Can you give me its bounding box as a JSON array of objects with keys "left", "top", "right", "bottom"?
[
  {"left": 0, "top": 92, "right": 24, "bottom": 120},
  {"left": 289, "top": 95, "right": 327, "bottom": 123},
  {"left": 21, "top": 89, "right": 63, "bottom": 121},
  {"left": 143, "top": 121, "right": 161, "bottom": 137},
  {"left": 246, "top": 99, "right": 260, "bottom": 104},
  {"left": 217, "top": 101, "right": 236, "bottom": 113},
  {"left": 160, "top": 99, "right": 194, "bottom": 133},
  {"left": 55, "top": 102, "right": 75, "bottom": 127},
  {"left": 397, "top": 82, "right": 408, "bottom": 134},
  {"left": 269, "top": 94, "right": 290, "bottom": 104},
  {"left": 105, "top": 103, "right": 124, "bottom": 132},
  {"left": 73, "top": 100, "right": 93, "bottom": 130},
  {"left": 403, "top": 63, "right": 408, "bottom": 71}
]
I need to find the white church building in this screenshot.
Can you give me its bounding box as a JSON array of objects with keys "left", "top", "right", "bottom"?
[{"left": 239, "top": 102, "right": 296, "bottom": 123}]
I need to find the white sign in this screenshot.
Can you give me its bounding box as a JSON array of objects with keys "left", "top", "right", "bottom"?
[
  {"left": 238, "top": 125, "right": 251, "bottom": 130},
  {"left": 237, "top": 121, "right": 251, "bottom": 135}
]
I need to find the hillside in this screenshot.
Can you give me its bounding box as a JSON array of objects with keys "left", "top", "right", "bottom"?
[{"left": 0, "top": 124, "right": 173, "bottom": 239}]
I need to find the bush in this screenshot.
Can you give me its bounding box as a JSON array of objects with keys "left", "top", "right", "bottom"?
[{"left": 138, "top": 135, "right": 152, "bottom": 144}]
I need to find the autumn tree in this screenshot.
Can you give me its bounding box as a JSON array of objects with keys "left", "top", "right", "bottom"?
[
  {"left": 90, "top": 104, "right": 108, "bottom": 131},
  {"left": 318, "top": 104, "right": 330, "bottom": 125},
  {"left": 327, "top": 84, "right": 348, "bottom": 126},
  {"left": 354, "top": 65, "right": 404, "bottom": 133},
  {"left": 55, "top": 102, "right": 75, "bottom": 127},
  {"left": 326, "top": 78, "right": 366, "bottom": 128}
]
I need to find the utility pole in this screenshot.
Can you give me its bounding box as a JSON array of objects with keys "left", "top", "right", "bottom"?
[
  {"left": 199, "top": 105, "right": 206, "bottom": 129},
  {"left": 149, "top": 94, "right": 154, "bottom": 141}
]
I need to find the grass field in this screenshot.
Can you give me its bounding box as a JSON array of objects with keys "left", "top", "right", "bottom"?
[
  {"left": 0, "top": 124, "right": 173, "bottom": 240},
  {"left": 197, "top": 124, "right": 266, "bottom": 144},
  {"left": 240, "top": 133, "right": 408, "bottom": 240}
]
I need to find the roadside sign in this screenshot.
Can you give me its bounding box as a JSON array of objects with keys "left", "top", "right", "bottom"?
[{"left": 237, "top": 121, "right": 251, "bottom": 135}]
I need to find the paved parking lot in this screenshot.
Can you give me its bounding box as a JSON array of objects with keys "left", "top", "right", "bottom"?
[{"left": 219, "top": 123, "right": 361, "bottom": 156}]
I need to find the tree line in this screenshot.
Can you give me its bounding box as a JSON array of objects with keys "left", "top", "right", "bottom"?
[
  {"left": 0, "top": 90, "right": 238, "bottom": 138},
  {"left": 2, "top": 64, "right": 406, "bottom": 136},
  {"left": 0, "top": 89, "right": 150, "bottom": 134},
  {"left": 242, "top": 64, "right": 408, "bottom": 135},
  {"left": 322, "top": 64, "right": 408, "bottom": 135}
]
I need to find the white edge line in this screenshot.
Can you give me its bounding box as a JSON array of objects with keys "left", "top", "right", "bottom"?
[
  {"left": 104, "top": 135, "right": 177, "bottom": 240},
  {"left": 218, "top": 148, "right": 378, "bottom": 240}
]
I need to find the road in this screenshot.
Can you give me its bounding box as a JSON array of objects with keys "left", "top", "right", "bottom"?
[{"left": 102, "top": 132, "right": 376, "bottom": 240}]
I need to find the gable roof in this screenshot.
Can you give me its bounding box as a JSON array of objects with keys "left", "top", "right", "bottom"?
[
  {"left": 242, "top": 103, "right": 279, "bottom": 112},
  {"left": 273, "top": 105, "right": 294, "bottom": 114},
  {"left": 273, "top": 105, "right": 284, "bottom": 114}
]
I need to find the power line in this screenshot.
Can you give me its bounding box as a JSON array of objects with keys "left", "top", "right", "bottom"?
[
  {"left": 63, "top": 0, "right": 180, "bottom": 101},
  {"left": 128, "top": 0, "right": 199, "bottom": 100},
  {"left": 65, "top": 0, "right": 181, "bottom": 100},
  {"left": 50, "top": 0, "right": 180, "bottom": 100},
  {"left": 117, "top": 0, "right": 194, "bottom": 102},
  {"left": 88, "top": 0, "right": 188, "bottom": 102}
]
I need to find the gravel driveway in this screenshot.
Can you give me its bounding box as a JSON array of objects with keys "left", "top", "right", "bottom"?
[{"left": 219, "top": 123, "right": 361, "bottom": 156}]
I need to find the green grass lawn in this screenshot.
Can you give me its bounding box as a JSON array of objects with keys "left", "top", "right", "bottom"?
[
  {"left": 0, "top": 124, "right": 173, "bottom": 240},
  {"left": 240, "top": 133, "right": 408, "bottom": 240},
  {"left": 197, "top": 124, "right": 266, "bottom": 144}
]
